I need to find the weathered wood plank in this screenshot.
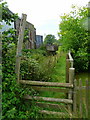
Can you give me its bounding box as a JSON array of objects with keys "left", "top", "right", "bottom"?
[
  {"left": 31, "top": 86, "right": 71, "bottom": 93},
  {"left": 86, "top": 79, "right": 88, "bottom": 115},
  {"left": 20, "top": 80, "right": 73, "bottom": 88},
  {"left": 68, "top": 51, "right": 73, "bottom": 68},
  {"left": 76, "top": 86, "right": 86, "bottom": 90},
  {"left": 73, "top": 79, "right": 77, "bottom": 115},
  {"left": 69, "top": 68, "right": 75, "bottom": 84},
  {"left": 66, "top": 59, "right": 70, "bottom": 83},
  {"left": 36, "top": 102, "right": 67, "bottom": 111},
  {"left": 68, "top": 68, "right": 75, "bottom": 113},
  {"left": 15, "top": 14, "right": 27, "bottom": 83},
  {"left": 24, "top": 95, "right": 73, "bottom": 104},
  {"left": 68, "top": 51, "right": 73, "bottom": 62},
  {"left": 39, "top": 110, "right": 67, "bottom": 116},
  {"left": 66, "top": 51, "right": 74, "bottom": 83},
  {"left": 79, "top": 79, "right": 83, "bottom": 118}
]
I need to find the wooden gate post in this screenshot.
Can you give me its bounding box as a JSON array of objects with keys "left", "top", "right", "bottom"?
[
  {"left": 86, "top": 79, "right": 90, "bottom": 119},
  {"left": 79, "top": 79, "right": 83, "bottom": 118},
  {"left": 66, "top": 53, "right": 71, "bottom": 101},
  {"left": 73, "top": 79, "right": 77, "bottom": 115},
  {"left": 66, "top": 58, "right": 70, "bottom": 83},
  {"left": 68, "top": 68, "right": 75, "bottom": 113},
  {"left": 15, "top": 14, "right": 27, "bottom": 84}
]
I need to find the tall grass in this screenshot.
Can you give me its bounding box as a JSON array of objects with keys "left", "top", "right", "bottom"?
[
  {"left": 22, "top": 49, "right": 88, "bottom": 118},
  {"left": 36, "top": 52, "right": 88, "bottom": 119},
  {"left": 51, "top": 52, "right": 66, "bottom": 83}
]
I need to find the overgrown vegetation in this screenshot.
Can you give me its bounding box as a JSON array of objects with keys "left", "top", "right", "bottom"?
[
  {"left": 2, "top": 1, "right": 89, "bottom": 119},
  {"left": 2, "top": 2, "right": 39, "bottom": 119},
  {"left": 2, "top": 2, "right": 61, "bottom": 119},
  {"left": 21, "top": 48, "right": 60, "bottom": 82},
  {"left": 58, "top": 5, "right": 88, "bottom": 72}
]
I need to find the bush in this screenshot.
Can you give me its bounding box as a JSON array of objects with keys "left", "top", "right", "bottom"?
[
  {"left": 21, "top": 49, "right": 54, "bottom": 82},
  {"left": 2, "top": 2, "right": 39, "bottom": 119},
  {"left": 73, "top": 49, "right": 88, "bottom": 72},
  {"left": 3, "top": 76, "right": 39, "bottom": 119},
  {"left": 2, "top": 45, "right": 39, "bottom": 119},
  {"left": 20, "top": 57, "right": 40, "bottom": 80},
  {"left": 58, "top": 5, "right": 88, "bottom": 72},
  {"left": 2, "top": 31, "right": 39, "bottom": 119},
  {"left": 20, "top": 55, "right": 52, "bottom": 82}
]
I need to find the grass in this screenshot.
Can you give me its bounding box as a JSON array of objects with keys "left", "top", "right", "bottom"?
[
  {"left": 36, "top": 52, "right": 69, "bottom": 118},
  {"left": 23, "top": 49, "right": 88, "bottom": 118},
  {"left": 36, "top": 52, "right": 88, "bottom": 119},
  {"left": 51, "top": 52, "right": 66, "bottom": 83},
  {"left": 38, "top": 52, "right": 66, "bottom": 100}
]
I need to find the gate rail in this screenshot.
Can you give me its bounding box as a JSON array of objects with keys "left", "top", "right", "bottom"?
[{"left": 19, "top": 51, "right": 76, "bottom": 116}]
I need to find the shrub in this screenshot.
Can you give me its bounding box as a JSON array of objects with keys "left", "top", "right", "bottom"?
[
  {"left": 20, "top": 56, "right": 40, "bottom": 80},
  {"left": 58, "top": 5, "right": 88, "bottom": 72},
  {"left": 2, "top": 2, "right": 39, "bottom": 119}
]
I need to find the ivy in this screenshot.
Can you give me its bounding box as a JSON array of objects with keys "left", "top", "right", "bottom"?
[{"left": 2, "top": 2, "right": 39, "bottom": 119}]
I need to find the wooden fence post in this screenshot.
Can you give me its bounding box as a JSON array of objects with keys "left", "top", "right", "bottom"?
[
  {"left": 73, "top": 79, "right": 77, "bottom": 115},
  {"left": 66, "top": 53, "right": 71, "bottom": 101},
  {"left": 66, "top": 59, "right": 70, "bottom": 83},
  {"left": 68, "top": 68, "right": 75, "bottom": 113},
  {"left": 79, "top": 79, "right": 82, "bottom": 118},
  {"left": 69, "top": 68, "right": 75, "bottom": 84},
  {"left": 15, "top": 14, "right": 27, "bottom": 84},
  {"left": 86, "top": 79, "right": 90, "bottom": 119}
]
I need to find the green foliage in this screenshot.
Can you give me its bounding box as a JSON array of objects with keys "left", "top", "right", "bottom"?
[
  {"left": 44, "top": 34, "right": 57, "bottom": 45},
  {"left": 2, "top": 2, "right": 18, "bottom": 25},
  {"left": 2, "top": 39, "right": 39, "bottom": 119},
  {"left": 21, "top": 49, "right": 55, "bottom": 82},
  {"left": 3, "top": 75, "right": 39, "bottom": 119},
  {"left": 51, "top": 52, "right": 66, "bottom": 83},
  {"left": 56, "top": 46, "right": 62, "bottom": 54},
  {"left": 2, "top": 2, "right": 39, "bottom": 119},
  {"left": 20, "top": 57, "right": 40, "bottom": 80},
  {"left": 58, "top": 5, "right": 88, "bottom": 72}
]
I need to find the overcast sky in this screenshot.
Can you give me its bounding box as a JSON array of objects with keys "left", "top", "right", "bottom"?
[{"left": 5, "top": 0, "right": 89, "bottom": 39}]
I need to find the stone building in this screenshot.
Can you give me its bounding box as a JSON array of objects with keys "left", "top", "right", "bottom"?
[
  {"left": 15, "top": 18, "right": 36, "bottom": 49},
  {"left": 2, "top": 9, "right": 36, "bottom": 49}
]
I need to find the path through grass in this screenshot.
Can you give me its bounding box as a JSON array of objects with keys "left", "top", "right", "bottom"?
[
  {"left": 37, "top": 52, "right": 71, "bottom": 118},
  {"left": 38, "top": 52, "right": 66, "bottom": 99},
  {"left": 51, "top": 52, "right": 66, "bottom": 83}
]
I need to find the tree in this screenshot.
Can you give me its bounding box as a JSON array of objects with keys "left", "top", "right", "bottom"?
[
  {"left": 58, "top": 5, "right": 88, "bottom": 72},
  {"left": 44, "top": 34, "right": 57, "bottom": 45}
]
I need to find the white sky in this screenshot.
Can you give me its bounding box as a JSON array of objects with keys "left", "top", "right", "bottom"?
[{"left": 5, "top": 0, "right": 89, "bottom": 39}]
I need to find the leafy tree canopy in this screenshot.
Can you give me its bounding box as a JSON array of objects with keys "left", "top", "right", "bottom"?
[
  {"left": 1, "top": 2, "right": 18, "bottom": 25},
  {"left": 58, "top": 5, "right": 88, "bottom": 72},
  {"left": 44, "top": 34, "right": 57, "bottom": 45}
]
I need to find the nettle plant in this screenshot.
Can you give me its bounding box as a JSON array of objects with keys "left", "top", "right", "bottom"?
[{"left": 2, "top": 2, "right": 39, "bottom": 119}]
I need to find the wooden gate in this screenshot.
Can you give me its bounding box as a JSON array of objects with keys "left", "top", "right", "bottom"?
[
  {"left": 15, "top": 14, "right": 76, "bottom": 117},
  {"left": 16, "top": 51, "right": 76, "bottom": 117}
]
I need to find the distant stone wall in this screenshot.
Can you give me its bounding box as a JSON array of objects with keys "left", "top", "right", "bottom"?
[{"left": 2, "top": 9, "right": 36, "bottom": 49}]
